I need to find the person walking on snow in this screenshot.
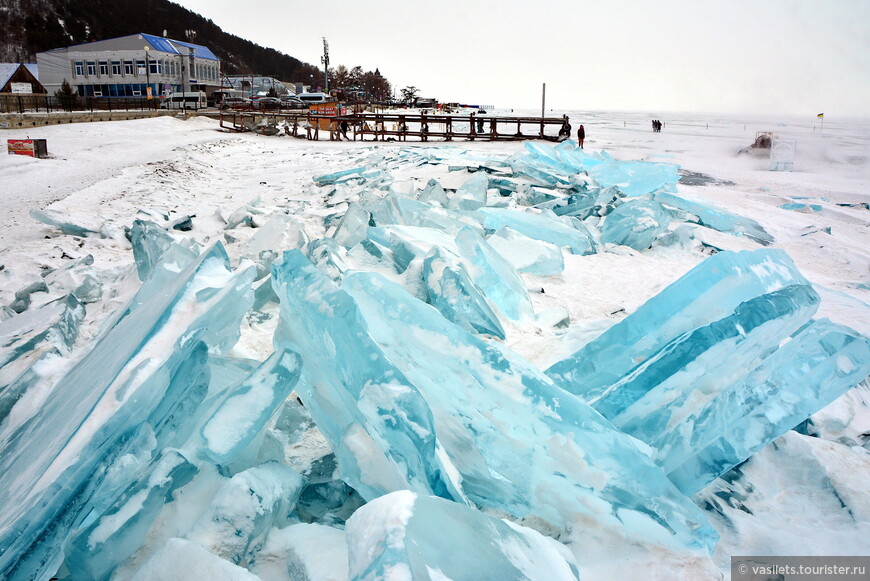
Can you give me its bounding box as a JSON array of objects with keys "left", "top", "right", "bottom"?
[{"left": 577, "top": 124, "right": 585, "bottom": 149}]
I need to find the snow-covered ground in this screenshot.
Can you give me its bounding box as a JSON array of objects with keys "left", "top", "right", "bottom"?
[{"left": 0, "top": 110, "right": 868, "bottom": 580}]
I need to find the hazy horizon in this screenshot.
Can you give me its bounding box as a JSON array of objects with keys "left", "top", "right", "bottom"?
[{"left": 172, "top": 1, "right": 868, "bottom": 118}]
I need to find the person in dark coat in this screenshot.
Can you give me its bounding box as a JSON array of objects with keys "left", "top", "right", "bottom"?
[{"left": 577, "top": 124, "right": 586, "bottom": 149}]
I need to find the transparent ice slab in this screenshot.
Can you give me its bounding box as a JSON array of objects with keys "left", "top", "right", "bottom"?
[
  {"left": 600, "top": 198, "right": 672, "bottom": 250},
  {"left": 130, "top": 219, "right": 178, "bottom": 281},
  {"left": 417, "top": 178, "right": 449, "bottom": 207},
  {"left": 199, "top": 350, "right": 303, "bottom": 466},
  {"left": 473, "top": 207, "right": 598, "bottom": 255},
  {"left": 455, "top": 226, "right": 534, "bottom": 321},
  {"left": 486, "top": 227, "right": 565, "bottom": 276},
  {"left": 447, "top": 172, "right": 489, "bottom": 211},
  {"left": 588, "top": 160, "right": 680, "bottom": 197},
  {"left": 332, "top": 202, "right": 371, "bottom": 249},
  {"left": 366, "top": 225, "right": 458, "bottom": 273},
  {"left": 422, "top": 247, "right": 506, "bottom": 339},
  {"left": 30, "top": 209, "right": 99, "bottom": 237},
  {"left": 342, "top": 271, "right": 717, "bottom": 551},
  {"left": 63, "top": 449, "right": 198, "bottom": 581},
  {"left": 546, "top": 249, "right": 812, "bottom": 400},
  {"left": 655, "top": 192, "right": 774, "bottom": 246},
  {"left": 242, "top": 213, "right": 308, "bottom": 260},
  {"left": 0, "top": 243, "right": 255, "bottom": 580},
  {"left": 0, "top": 294, "right": 84, "bottom": 388},
  {"left": 662, "top": 319, "right": 870, "bottom": 494},
  {"left": 271, "top": 250, "right": 465, "bottom": 504}
]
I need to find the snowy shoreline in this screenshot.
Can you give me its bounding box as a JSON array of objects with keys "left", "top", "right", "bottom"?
[{"left": 0, "top": 112, "right": 868, "bottom": 580}]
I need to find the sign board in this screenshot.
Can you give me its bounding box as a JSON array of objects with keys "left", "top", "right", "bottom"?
[
  {"left": 8, "top": 139, "right": 48, "bottom": 158},
  {"left": 11, "top": 83, "right": 32, "bottom": 94},
  {"left": 146, "top": 86, "right": 153, "bottom": 99},
  {"left": 309, "top": 102, "right": 340, "bottom": 130},
  {"left": 138, "top": 66, "right": 146, "bottom": 75},
  {"left": 770, "top": 139, "right": 796, "bottom": 171}
]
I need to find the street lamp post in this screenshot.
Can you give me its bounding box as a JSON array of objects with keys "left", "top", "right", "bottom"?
[{"left": 144, "top": 46, "right": 152, "bottom": 101}]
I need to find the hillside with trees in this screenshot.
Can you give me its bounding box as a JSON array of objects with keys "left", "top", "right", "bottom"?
[{"left": 0, "top": 0, "right": 392, "bottom": 92}]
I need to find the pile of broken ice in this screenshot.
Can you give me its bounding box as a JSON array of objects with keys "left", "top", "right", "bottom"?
[{"left": 2, "top": 139, "right": 868, "bottom": 580}]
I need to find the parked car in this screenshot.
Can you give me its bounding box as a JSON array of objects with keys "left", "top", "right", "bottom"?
[
  {"left": 220, "top": 97, "right": 252, "bottom": 110},
  {"left": 252, "top": 97, "right": 282, "bottom": 110},
  {"left": 280, "top": 96, "right": 306, "bottom": 109},
  {"left": 296, "top": 92, "right": 332, "bottom": 104}
]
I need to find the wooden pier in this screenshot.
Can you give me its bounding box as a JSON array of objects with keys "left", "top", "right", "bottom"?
[{"left": 219, "top": 111, "right": 573, "bottom": 142}]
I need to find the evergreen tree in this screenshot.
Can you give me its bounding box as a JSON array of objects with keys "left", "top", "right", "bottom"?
[{"left": 55, "top": 79, "right": 77, "bottom": 111}]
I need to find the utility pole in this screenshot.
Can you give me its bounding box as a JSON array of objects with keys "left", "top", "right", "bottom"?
[
  {"left": 321, "top": 37, "right": 329, "bottom": 93},
  {"left": 541, "top": 82, "right": 546, "bottom": 118}
]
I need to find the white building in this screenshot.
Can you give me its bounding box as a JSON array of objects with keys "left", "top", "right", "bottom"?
[{"left": 36, "top": 33, "right": 221, "bottom": 98}]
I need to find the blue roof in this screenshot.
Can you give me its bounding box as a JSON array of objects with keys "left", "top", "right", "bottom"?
[{"left": 142, "top": 34, "right": 219, "bottom": 61}]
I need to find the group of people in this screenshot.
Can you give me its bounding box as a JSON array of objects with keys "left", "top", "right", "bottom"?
[{"left": 652, "top": 119, "right": 664, "bottom": 132}]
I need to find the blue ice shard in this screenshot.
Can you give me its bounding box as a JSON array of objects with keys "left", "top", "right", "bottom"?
[
  {"left": 422, "top": 247, "right": 506, "bottom": 339},
  {"left": 199, "top": 350, "right": 303, "bottom": 466},
  {"left": 660, "top": 319, "right": 870, "bottom": 494},
  {"left": 346, "top": 491, "right": 581, "bottom": 581},
  {"left": 448, "top": 172, "right": 489, "bottom": 211},
  {"left": 588, "top": 160, "right": 680, "bottom": 197},
  {"left": 0, "top": 242, "right": 255, "bottom": 581},
  {"left": 601, "top": 198, "right": 672, "bottom": 250},
  {"left": 186, "top": 462, "right": 306, "bottom": 565},
  {"left": 332, "top": 202, "right": 371, "bottom": 248},
  {"left": 0, "top": 294, "right": 84, "bottom": 389},
  {"left": 455, "top": 226, "right": 533, "bottom": 321},
  {"left": 473, "top": 207, "right": 597, "bottom": 255},
  {"left": 418, "top": 178, "right": 449, "bottom": 207},
  {"left": 243, "top": 213, "right": 308, "bottom": 259},
  {"left": 307, "top": 237, "right": 348, "bottom": 282},
  {"left": 390, "top": 194, "right": 484, "bottom": 235},
  {"left": 366, "top": 225, "right": 458, "bottom": 273},
  {"left": 7, "top": 280, "right": 48, "bottom": 313},
  {"left": 342, "top": 271, "right": 717, "bottom": 551},
  {"left": 546, "top": 249, "right": 813, "bottom": 400},
  {"left": 593, "top": 282, "right": 819, "bottom": 442},
  {"left": 43, "top": 254, "right": 102, "bottom": 304},
  {"left": 655, "top": 192, "right": 774, "bottom": 245},
  {"left": 486, "top": 227, "right": 565, "bottom": 275},
  {"left": 553, "top": 186, "right": 624, "bottom": 220},
  {"left": 63, "top": 450, "right": 198, "bottom": 581},
  {"left": 313, "top": 166, "right": 366, "bottom": 186},
  {"left": 30, "top": 208, "right": 99, "bottom": 237},
  {"left": 519, "top": 141, "right": 582, "bottom": 175},
  {"left": 130, "top": 219, "right": 178, "bottom": 281},
  {"left": 271, "top": 250, "right": 464, "bottom": 504}
]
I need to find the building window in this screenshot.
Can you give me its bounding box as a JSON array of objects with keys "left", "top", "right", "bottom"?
[
  {"left": 99, "top": 61, "right": 108, "bottom": 75},
  {"left": 74, "top": 61, "right": 84, "bottom": 76},
  {"left": 136, "top": 60, "right": 146, "bottom": 75},
  {"left": 111, "top": 61, "right": 121, "bottom": 75},
  {"left": 149, "top": 60, "right": 159, "bottom": 74},
  {"left": 87, "top": 61, "right": 96, "bottom": 75},
  {"left": 124, "top": 60, "right": 133, "bottom": 75}
]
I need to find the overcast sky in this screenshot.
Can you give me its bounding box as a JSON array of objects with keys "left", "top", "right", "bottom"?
[{"left": 173, "top": 0, "right": 869, "bottom": 117}]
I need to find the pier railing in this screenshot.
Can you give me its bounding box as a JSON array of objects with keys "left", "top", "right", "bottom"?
[{"left": 219, "top": 110, "right": 572, "bottom": 142}]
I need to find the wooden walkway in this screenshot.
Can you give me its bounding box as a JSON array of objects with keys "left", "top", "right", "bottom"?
[{"left": 219, "top": 111, "right": 573, "bottom": 142}]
